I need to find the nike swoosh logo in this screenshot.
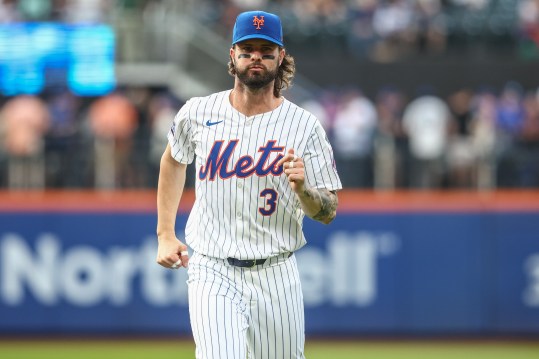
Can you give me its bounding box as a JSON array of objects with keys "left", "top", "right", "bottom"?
[{"left": 206, "top": 120, "right": 224, "bottom": 126}]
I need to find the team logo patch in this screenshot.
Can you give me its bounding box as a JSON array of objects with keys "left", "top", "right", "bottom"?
[{"left": 253, "top": 16, "right": 264, "bottom": 30}]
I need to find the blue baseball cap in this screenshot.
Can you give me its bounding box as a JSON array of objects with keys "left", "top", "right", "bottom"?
[{"left": 232, "top": 11, "right": 284, "bottom": 47}]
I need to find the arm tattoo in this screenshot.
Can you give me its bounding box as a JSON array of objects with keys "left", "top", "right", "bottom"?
[{"left": 302, "top": 188, "right": 338, "bottom": 224}]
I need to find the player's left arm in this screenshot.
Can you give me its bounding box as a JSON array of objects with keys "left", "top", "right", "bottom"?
[
  {"left": 277, "top": 149, "right": 338, "bottom": 224},
  {"left": 298, "top": 187, "right": 338, "bottom": 224}
]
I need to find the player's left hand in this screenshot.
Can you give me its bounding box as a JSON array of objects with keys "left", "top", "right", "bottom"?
[{"left": 277, "top": 148, "right": 305, "bottom": 194}]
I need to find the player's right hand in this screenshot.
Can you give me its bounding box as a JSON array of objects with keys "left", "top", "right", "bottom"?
[{"left": 156, "top": 235, "right": 190, "bottom": 269}]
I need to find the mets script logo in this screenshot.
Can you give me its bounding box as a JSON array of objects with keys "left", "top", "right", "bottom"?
[
  {"left": 199, "top": 139, "right": 284, "bottom": 180},
  {"left": 253, "top": 16, "right": 264, "bottom": 30}
]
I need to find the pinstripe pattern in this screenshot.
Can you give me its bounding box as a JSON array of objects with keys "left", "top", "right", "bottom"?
[
  {"left": 168, "top": 90, "right": 340, "bottom": 358},
  {"left": 168, "top": 90, "right": 342, "bottom": 260},
  {"left": 188, "top": 251, "right": 305, "bottom": 359}
]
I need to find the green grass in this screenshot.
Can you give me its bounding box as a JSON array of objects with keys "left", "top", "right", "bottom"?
[
  {"left": 0, "top": 339, "right": 538, "bottom": 359},
  {"left": 306, "top": 341, "right": 539, "bottom": 359}
]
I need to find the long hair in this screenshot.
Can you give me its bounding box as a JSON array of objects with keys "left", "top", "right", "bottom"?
[{"left": 228, "top": 48, "right": 295, "bottom": 98}]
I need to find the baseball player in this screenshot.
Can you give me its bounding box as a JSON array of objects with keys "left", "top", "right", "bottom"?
[{"left": 156, "top": 10, "right": 341, "bottom": 359}]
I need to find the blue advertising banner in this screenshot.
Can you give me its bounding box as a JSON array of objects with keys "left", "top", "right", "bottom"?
[
  {"left": 1, "top": 210, "right": 538, "bottom": 335},
  {"left": 491, "top": 213, "right": 539, "bottom": 332}
]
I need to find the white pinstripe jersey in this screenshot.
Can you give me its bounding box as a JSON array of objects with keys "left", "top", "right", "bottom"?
[{"left": 168, "top": 89, "right": 341, "bottom": 260}]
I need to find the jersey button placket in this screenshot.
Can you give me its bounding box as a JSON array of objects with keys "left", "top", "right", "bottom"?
[{"left": 235, "top": 208, "right": 244, "bottom": 256}]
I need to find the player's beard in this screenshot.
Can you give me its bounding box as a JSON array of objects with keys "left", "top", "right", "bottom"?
[{"left": 236, "top": 63, "right": 278, "bottom": 90}]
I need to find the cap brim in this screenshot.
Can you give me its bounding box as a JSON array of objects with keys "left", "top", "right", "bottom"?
[{"left": 233, "top": 34, "right": 283, "bottom": 47}]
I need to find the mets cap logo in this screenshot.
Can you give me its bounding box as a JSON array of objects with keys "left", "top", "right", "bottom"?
[{"left": 253, "top": 15, "right": 264, "bottom": 30}]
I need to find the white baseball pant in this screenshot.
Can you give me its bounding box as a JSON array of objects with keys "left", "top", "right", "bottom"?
[{"left": 187, "top": 251, "right": 306, "bottom": 359}]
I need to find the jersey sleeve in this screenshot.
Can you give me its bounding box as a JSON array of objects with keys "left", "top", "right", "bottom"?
[
  {"left": 303, "top": 122, "right": 342, "bottom": 191},
  {"left": 167, "top": 100, "right": 195, "bottom": 164}
]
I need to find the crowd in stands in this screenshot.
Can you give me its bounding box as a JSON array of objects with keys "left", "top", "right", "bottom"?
[
  {"left": 0, "top": 0, "right": 538, "bottom": 189},
  {"left": 181, "top": 0, "right": 537, "bottom": 61},
  {"left": 289, "top": 83, "right": 539, "bottom": 189},
  {"left": 1, "top": 0, "right": 538, "bottom": 61},
  {"left": 0, "top": 87, "right": 176, "bottom": 189},
  {"left": 311, "top": 82, "right": 539, "bottom": 189},
  {"left": 1, "top": 82, "right": 538, "bottom": 190}
]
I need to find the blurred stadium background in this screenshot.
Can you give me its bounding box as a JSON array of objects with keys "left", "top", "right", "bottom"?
[{"left": 0, "top": 0, "right": 539, "bottom": 358}]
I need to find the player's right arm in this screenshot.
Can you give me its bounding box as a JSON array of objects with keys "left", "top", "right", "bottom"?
[{"left": 156, "top": 144, "right": 189, "bottom": 269}]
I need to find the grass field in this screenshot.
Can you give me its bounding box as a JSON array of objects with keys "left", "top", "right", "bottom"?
[{"left": 1, "top": 339, "right": 538, "bottom": 359}]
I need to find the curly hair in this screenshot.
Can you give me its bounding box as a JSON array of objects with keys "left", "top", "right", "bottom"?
[{"left": 228, "top": 49, "right": 295, "bottom": 98}]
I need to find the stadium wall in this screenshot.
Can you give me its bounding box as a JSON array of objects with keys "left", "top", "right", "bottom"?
[{"left": 0, "top": 190, "right": 538, "bottom": 336}]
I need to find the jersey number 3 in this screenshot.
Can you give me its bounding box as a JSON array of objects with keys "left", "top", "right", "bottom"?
[{"left": 259, "top": 188, "right": 278, "bottom": 216}]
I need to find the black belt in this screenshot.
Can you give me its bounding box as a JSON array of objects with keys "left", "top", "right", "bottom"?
[{"left": 227, "top": 253, "right": 293, "bottom": 268}]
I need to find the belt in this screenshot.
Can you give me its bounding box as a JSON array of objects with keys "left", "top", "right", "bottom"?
[{"left": 227, "top": 252, "right": 293, "bottom": 268}]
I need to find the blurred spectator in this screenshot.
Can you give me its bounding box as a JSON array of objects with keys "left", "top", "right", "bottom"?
[
  {"left": 0, "top": 95, "right": 50, "bottom": 188},
  {"left": 88, "top": 92, "right": 138, "bottom": 188},
  {"left": 125, "top": 87, "right": 152, "bottom": 188},
  {"left": 371, "top": 0, "right": 415, "bottom": 62},
  {"left": 470, "top": 89, "right": 497, "bottom": 189},
  {"left": 402, "top": 91, "right": 450, "bottom": 188},
  {"left": 347, "top": 0, "right": 378, "bottom": 58},
  {"left": 318, "top": 88, "right": 341, "bottom": 133},
  {"left": 446, "top": 88, "right": 476, "bottom": 187},
  {"left": 291, "top": 0, "right": 348, "bottom": 35},
  {"left": 44, "top": 90, "right": 83, "bottom": 187},
  {"left": 332, "top": 88, "right": 377, "bottom": 187},
  {"left": 147, "top": 92, "right": 177, "bottom": 186},
  {"left": 373, "top": 86, "right": 407, "bottom": 188},
  {"left": 517, "top": 0, "right": 539, "bottom": 59},
  {"left": 413, "top": 0, "right": 447, "bottom": 55},
  {"left": 0, "top": 0, "right": 20, "bottom": 23},
  {"left": 514, "top": 88, "right": 539, "bottom": 186},
  {"left": 495, "top": 81, "right": 526, "bottom": 187},
  {"left": 496, "top": 82, "right": 526, "bottom": 135},
  {"left": 300, "top": 92, "right": 332, "bottom": 132}
]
